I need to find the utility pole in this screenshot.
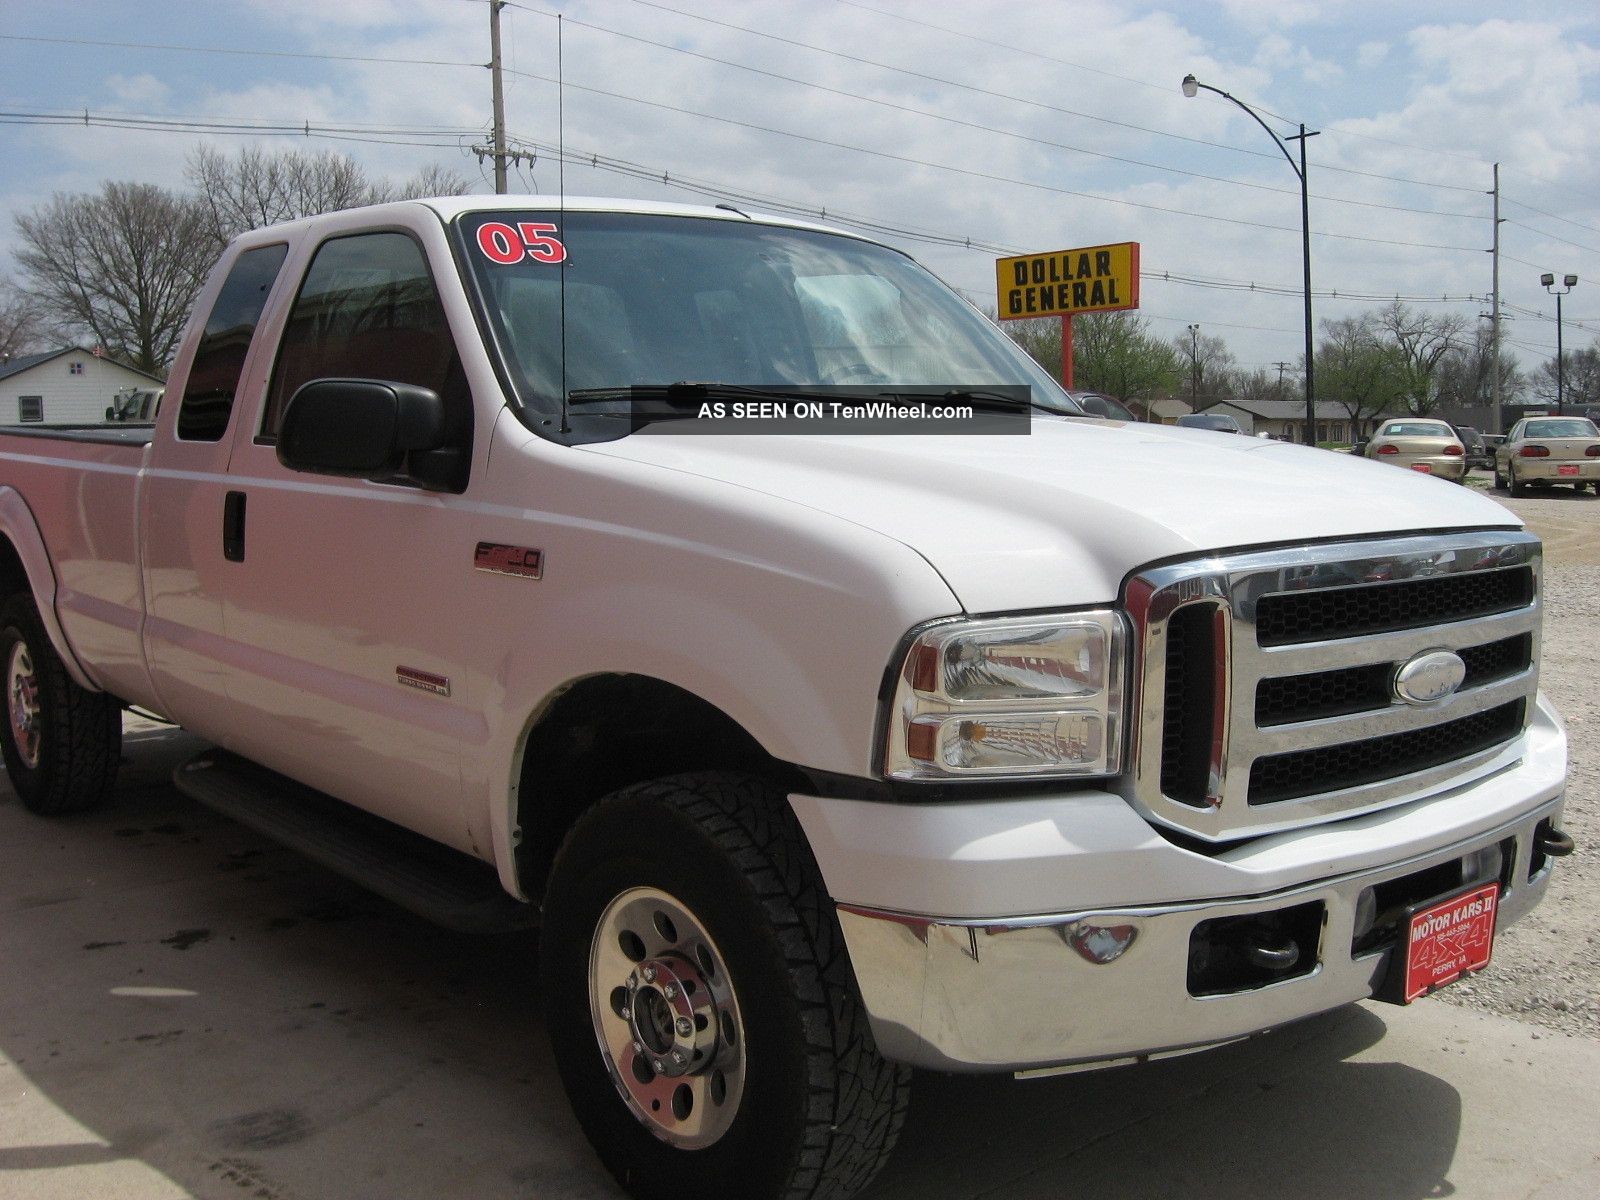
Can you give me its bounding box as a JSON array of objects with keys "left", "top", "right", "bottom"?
[
  {"left": 1490, "top": 163, "right": 1503, "bottom": 433},
  {"left": 472, "top": 0, "right": 534, "bottom": 193},
  {"left": 1187, "top": 324, "right": 1201, "bottom": 407},
  {"left": 1273, "top": 361, "right": 1291, "bottom": 395}
]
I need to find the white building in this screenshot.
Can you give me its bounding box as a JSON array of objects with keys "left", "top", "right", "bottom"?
[{"left": 0, "top": 347, "right": 165, "bottom": 426}]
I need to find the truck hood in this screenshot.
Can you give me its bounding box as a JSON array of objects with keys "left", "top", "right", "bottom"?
[{"left": 584, "top": 417, "right": 1522, "bottom": 612}]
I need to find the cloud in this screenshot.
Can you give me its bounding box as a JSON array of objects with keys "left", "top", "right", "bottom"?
[{"left": 1358, "top": 40, "right": 1390, "bottom": 68}]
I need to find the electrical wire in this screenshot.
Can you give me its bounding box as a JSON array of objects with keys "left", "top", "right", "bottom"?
[
  {"left": 499, "top": 67, "right": 1486, "bottom": 253},
  {"left": 0, "top": 32, "right": 484, "bottom": 70},
  {"left": 577, "top": 0, "right": 1491, "bottom": 199}
]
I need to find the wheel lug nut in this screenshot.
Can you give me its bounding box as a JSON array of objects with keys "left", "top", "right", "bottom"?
[
  {"left": 642, "top": 964, "right": 656, "bottom": 982},
  {"left": 664, "top": 984, "right": 677, "bottom": 999},
  {"left": 631, "top": 1041, "right": 644, "bottom": 1054},
  {"left": 676, "top": 1018, "right": 693, "bottom": 1037},
  {"left": 671, "top": 1051, "right": 685, "bottom": 1065},
  {"left": 652, "top": 1060, "right": 665, "bottom": 1073}
]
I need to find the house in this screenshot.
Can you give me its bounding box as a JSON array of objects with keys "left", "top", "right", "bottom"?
[
  {"left": 0, "top": 347, "right": 165, "bottom": 426},
  {"left": 1197, "top": 399, "right": 1392, "bottom": 444}
]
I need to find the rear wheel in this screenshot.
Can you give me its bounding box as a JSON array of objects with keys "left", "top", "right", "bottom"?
[
  {"left": 0, "top": 595, "right": 121, "bottom": 814},
  {"left": 541, "top": 773, "right": 909, "bottom": 1200},
  {"left": 1509, "top": 467, "right": 1527, "bottom": 497},
  {"left": 1493, "top": 463, "right": 1507, "bottom": 490}
]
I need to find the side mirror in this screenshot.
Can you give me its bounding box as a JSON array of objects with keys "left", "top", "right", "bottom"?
[{"left": 278, "top": 379, "right": 446, "bottom": 481}]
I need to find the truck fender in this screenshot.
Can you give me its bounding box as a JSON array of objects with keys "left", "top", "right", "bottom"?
[{"left": 0, "top": 487, "right": 100, "bottom": 692}]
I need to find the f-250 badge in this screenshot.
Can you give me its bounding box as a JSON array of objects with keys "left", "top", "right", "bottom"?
[{"left": 475, "top": 542, "right": 544, "bottom": 579}]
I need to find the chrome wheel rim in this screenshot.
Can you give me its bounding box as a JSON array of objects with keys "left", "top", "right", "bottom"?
[
  {"left": 588, "top": 886, "right": 747, "bottom": 1148},
  {"left": 7, "top": 640, "right": 42, "bottom": 769}
]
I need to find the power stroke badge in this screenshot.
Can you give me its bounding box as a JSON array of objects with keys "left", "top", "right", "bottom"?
[{"left": 475, "top": 542, "right": 544, "bottom": 580}]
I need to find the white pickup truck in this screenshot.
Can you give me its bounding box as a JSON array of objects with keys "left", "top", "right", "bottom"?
[{"left": 0, "top": 197, "right": 1572, "bottom": 1200}]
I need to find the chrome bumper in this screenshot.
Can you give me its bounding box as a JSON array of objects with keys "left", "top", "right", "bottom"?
[{"left": 838, "top": 797, "right": 1562, "bottom": 1073}]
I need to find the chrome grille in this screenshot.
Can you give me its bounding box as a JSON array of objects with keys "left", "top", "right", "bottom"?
[{"left": 1124, "top": 531, "right": 1541, "bottom": 841}]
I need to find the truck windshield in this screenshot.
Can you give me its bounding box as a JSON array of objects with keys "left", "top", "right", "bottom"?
[{"left": 456, "top": 210, "right": 1075, "bottom": 437}]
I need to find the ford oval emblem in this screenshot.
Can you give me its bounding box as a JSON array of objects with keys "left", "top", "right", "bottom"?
[{"left": 1392, "top": 650, "right": 1467, "bottom": 706}]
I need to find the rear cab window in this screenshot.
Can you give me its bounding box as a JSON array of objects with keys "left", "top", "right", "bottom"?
[{"left": 177, "top": 243, "right": 289, "bottom": 441}]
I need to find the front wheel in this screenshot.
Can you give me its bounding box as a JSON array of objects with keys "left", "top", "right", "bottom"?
[
  {"left": 541, "top": 773, "right": 909, "bottom": 1200},
  {"left": 0, "top": 594, "right": 121, "bottom": 814}
]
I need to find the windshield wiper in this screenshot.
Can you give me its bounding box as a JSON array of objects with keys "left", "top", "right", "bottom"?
[{"left": 566, "top": 382, "right": 888, "bottom": 406}]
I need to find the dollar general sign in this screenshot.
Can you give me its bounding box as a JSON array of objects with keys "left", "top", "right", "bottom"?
[{"left": 995, "top": 242, "right": 1140, "bottom": 320}]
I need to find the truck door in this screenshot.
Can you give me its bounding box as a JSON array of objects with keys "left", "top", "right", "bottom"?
[
  {"left": 141, "top": 241, "right": 289, "bottom": 735},
  {"left": 214, "top": 223, "right": 483, "bottom": 853}
]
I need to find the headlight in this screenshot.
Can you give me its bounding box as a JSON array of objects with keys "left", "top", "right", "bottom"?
[{"left": 882, "top": 610, "right": 1127, "bottom": 781}]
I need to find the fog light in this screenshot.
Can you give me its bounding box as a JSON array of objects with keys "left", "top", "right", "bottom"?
[{"left": 1065, "top": 922, "right": 1138, "bottom": 964}]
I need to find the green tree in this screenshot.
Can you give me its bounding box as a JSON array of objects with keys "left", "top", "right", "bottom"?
[
  {"left": 1316, "top": 314, "right": 1408, "bottom": 438},
  {"left": 1073, "top": 312, "right": 1183, "bottom": 414}
]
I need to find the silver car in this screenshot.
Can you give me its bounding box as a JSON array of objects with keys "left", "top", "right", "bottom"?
[
  {"left": 1363, "top": 418, "right": 1467, "bottom": 482},
  {"left": 1494, "top": 416, "right": 1600, "bottom": 495}
]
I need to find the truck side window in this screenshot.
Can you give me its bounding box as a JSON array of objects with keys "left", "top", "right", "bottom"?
[
  {"left": 177, "top": 243, "right": 289, "bottom": 441},
  {"left": 264, "top": 233, "right": 471, "bottom": 490}
]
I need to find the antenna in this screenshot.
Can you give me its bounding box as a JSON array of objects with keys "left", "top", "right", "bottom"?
[{"left": 558, "top": 13, "right": 569, "bottom": 435}]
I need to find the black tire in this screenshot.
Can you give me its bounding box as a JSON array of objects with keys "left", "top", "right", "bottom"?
[
  {"left": 541, "top": 772, "right": 909, "bottom": 1200},
  {"left": 1493, "top": 463, "right": 1506, "bottom": 490},
  {"left": 1509, "top": 467, "right": 1526, "bottom": 497},
  {"left": 0, "top": 594, "right": 121, "bottom": 814}
]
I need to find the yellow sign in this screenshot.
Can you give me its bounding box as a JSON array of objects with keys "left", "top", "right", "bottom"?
[{"left": 995, "top": 242, "right": 1141, "bottom": 320}]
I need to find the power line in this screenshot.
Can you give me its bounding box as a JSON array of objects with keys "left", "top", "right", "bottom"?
[
  {"left": 499, "top": 2, "right": 1481, "bottom": 223},
  {"left": 515, "top": 136, "right": 1492, "bottom": 306},
  {"left": 500, "top": 67, "right": 1486, "bottom": 253},
  {"left": 0, "top": 109, "right": 478, "bottom": 149},
  {"left": 1502, "top": 219, "right": 1600, "bottom": 259},
  {"left": 591, "top": 0, "right": 1487, "bottom": 200},
  {"left": 0, "top": 32, "right": 483, "bottom": 70},
  {"left": 1500, "top": 194, "right": 1600, "bottom": 240}
]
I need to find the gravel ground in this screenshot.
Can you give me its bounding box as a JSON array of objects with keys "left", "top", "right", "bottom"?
[{"left": 1433, "top": 477, "right": 1600, "bottom": 1038}]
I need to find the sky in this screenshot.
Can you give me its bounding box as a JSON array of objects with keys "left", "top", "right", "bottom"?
[{"left": 2, "top": 0, "right": 1598, "bottom": 376}]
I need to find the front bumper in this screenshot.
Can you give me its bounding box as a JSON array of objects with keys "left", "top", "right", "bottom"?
[{"left": 794, "top": 698, "right": 1567, "bottom": 1073}]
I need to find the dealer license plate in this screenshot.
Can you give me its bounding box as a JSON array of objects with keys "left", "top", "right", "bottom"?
[
  {"left": 1558, "top": 464, "right": 1579, "bottom": 476},
  {"left": 1410, "top": 463, "right": 1432, "bottom": 473},
  {"left": 1401, "top": 883, "right": 1498, "bottom": 1003}
]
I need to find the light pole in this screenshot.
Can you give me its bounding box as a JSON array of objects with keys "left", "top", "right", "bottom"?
[
  {"left": 1183, "top": 74, "right": 1319, "bottom": 445},
  {"left": 1540, "top": 272, "right": 1578, "bottom": 415},
  {"left": 1187, "top": 323, "right": 1201, "bottom": 408}
]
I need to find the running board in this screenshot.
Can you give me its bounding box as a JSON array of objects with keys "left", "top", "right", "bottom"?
[{"left": 173, "top": 749, "right": 535, "bottom": 933}]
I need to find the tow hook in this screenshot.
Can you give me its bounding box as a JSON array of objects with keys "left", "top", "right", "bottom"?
[
  {"left": 1244, "top": 937, "right": 1300, "bottom": 973},
  {"left": 1537, "top": 826, "right": 1576, "bottom": 858}
]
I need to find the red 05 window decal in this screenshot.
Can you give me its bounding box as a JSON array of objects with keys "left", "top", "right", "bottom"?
[{"left": 475, "top": 220, "right": 567, "bottom": 265}]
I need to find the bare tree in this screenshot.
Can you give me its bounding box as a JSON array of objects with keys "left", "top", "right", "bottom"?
[
  {"left": 1376, "top": 301, "right": 1469, "bottom": 415},
  {"left": 1171, "top": 330, "right": 1235, "bottom": 407},
  {"left": 1234, "top": 365, "right": 1289, "bottom": 406},
  {"left": 13, "top": 182, "right": 212, "bottom": 373},
  {"left": 1529, "top": 342, "right": 1600, "bottom": 410},
  {"left": 1436, "top": 320, "right": 1522, "bottom": 412},
  {"left": 0, "top": 279, "right": 45, "bottom": 361},
  {"left": 188, "top": 146, "right": 471, "bottom": 250},
  {"left": 378, "top": 163, "right": 473, "bottom": 203}
]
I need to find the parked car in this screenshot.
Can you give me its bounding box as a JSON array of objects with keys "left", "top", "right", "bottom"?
[
  {"left": 1494, "top": 415, "right": 1600, "bottom": 495},
  {"left": 1363, "top": 418, "right": 1467, "bottom": 482},
  {"left": 1454, "top": 425, "right": 1494, "bottom": 470},
  {"left": 1176, "top": 411, "right": 1245, "bottom": 434},
  {"left": 104, "top": 387, "right": 163, "bottom": 424},
  {"left": 0, "top": 196, "right": 1572, "bottom": 1200}
]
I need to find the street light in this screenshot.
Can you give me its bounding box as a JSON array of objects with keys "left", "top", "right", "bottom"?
[
  {"left": 1187, "top": 323, "right": 1201, "bottom": 407},
  {"left": 1540, "top": 272, "right": 1579, "bottom": 415},
  {"left": 1183, "top": 73, "right": 1320, "bottom": 446}
]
